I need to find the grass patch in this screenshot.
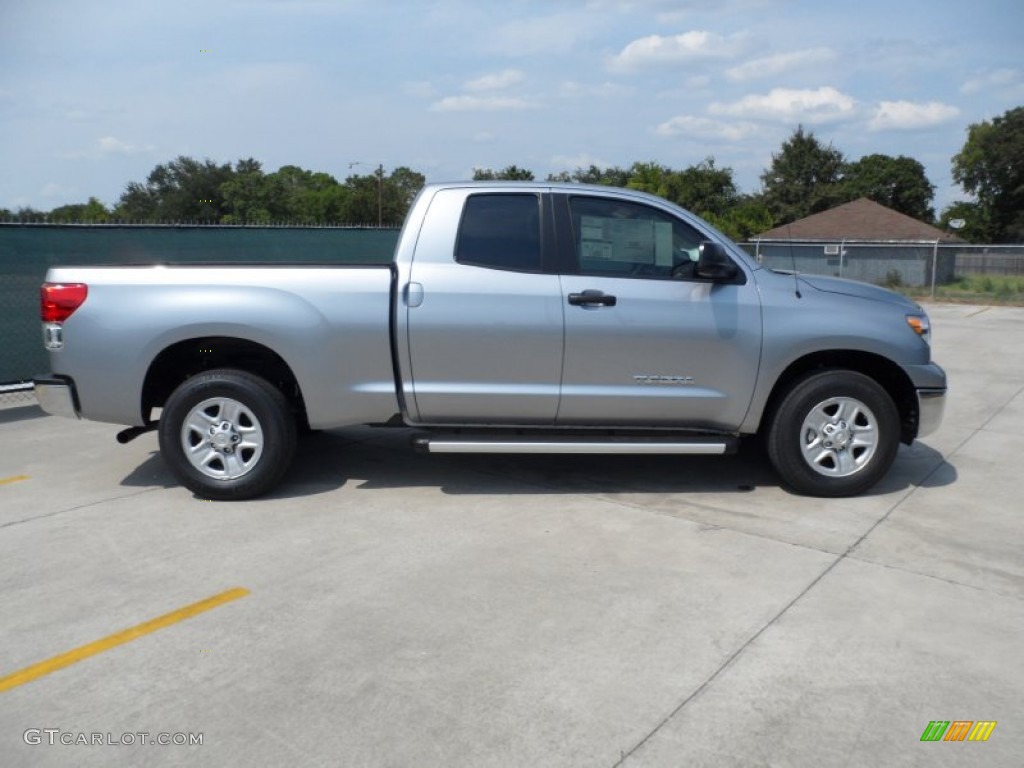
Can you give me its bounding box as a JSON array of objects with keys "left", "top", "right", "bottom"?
[{"left": 891, "top": 273, "right": 1024, "bottom": 305}]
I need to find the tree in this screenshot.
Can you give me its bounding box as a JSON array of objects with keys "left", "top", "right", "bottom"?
[
  {"left": 220, "top": 158, "right": 274, "bottom": 224},
  {"left": 937, "top": 201, "right": 989, "bottom": 243},
  {"left": 114, "top": 156, "right": 234, "bottom": 221},
  {"left": 760, "top": 126, "right": 845, "bottom": 224},
  {"left": 625, "top": 161, "right": 672, "bottom": 198},
  {"left": 666, "top": 158, "right": 739, "bottom": 219},
  {"left": 546, "top": 165, "right": 631, "bottom": 186},
  {"left": 472, "top": 165, "right": 535, "bottom": 181},
  {"left": 952, "top": 106, "right": 1024, "bottom": 242},
  {"left": 381, "top": 166, "right": 426, "bottom": 221},
  {"left": 49, "top": 196, "right": 110, "bottom": 223},
  {"left": 842, "top": 154, "right": 935, "bottom": 221},
  {"left": 15, "top": 206, "right": 46, "bottom": 223},
  {"left": 703, "top": 197, "right": 775, "bottom": 242},
  {"left": 263, "top": 165, "right": 348, "bottom": 223}
]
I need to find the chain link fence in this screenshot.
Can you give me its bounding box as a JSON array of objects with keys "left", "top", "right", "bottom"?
[
  {"left": 0, "top": 223, "right": 401, "bottom": 408},
  {"left": 740, "top": 241, "right": 1024, "bottom": 300}
]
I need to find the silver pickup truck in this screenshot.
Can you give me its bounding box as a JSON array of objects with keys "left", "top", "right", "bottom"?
[{"left": 34, "top": 182, "right": 946, "bottom": 499}]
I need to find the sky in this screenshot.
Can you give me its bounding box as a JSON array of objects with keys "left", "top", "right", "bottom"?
[{"left": 2, "top": 0, "right": 1022, "bottom": 216}]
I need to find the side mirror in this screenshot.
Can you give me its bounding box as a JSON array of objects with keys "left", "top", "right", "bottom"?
[{"left": 695, "top": 241, "right": 739, "bottom": 281}]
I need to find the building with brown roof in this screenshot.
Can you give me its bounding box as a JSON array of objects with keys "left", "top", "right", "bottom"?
[
  {"left": 754, "top": 197, "right": 961, "bottom": 243},
  {"left": 748, "top": 198, "right": 962, "bottom": 287}
]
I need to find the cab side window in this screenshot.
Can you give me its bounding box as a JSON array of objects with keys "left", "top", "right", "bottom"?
[
  {"left": 568, "top": 196, "right": 705, "bottom": 279},
  {"left": 455, "top": 193, "right": 542, "bottom": 272}
]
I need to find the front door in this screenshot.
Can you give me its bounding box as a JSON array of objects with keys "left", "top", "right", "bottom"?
[{"left": 555, "top": 194, "right": 762, "bottom": 430}]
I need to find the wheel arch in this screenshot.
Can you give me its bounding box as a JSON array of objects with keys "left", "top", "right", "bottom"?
[
  {"left": 758, "top": 350, "right": 919, "bottom": 445},
  {"left": 142, "top": 336, "right": 308, "bottom": 428}
]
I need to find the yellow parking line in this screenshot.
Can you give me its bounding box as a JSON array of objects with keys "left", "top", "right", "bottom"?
[
  {"left": 0, "top": 475, "right": 29, "bottom": 486},
  {"left": 0, "top": 587, "right": 249, "bottom": 693}
]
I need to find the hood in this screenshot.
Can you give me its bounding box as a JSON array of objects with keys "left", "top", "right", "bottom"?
[{"left": 797, "top": 274, "right": 920, "bottom": 309}]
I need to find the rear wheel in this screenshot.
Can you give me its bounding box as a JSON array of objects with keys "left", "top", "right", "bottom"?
[
  {"left": 158, "top": 369, "right": 297, "bottom": 500},
  {"left": 767, "top": 370, "right": 899, "bottom": 497}
]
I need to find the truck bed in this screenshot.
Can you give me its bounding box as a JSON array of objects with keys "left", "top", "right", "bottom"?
[{"left": 44, "top": 264, "right": 400, "bottom": 428}]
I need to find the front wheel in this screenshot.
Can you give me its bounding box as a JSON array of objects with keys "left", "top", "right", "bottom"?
[
  {"left": 766, "top": 370, "right": 900, "bottom": 497},
  {"left": 158, "top": 369, "right": 297, "bottom": 500}
]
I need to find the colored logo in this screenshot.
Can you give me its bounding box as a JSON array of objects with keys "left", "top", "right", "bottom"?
[{"left": 920, "top": 721, "right": 997, "bottom": 742}]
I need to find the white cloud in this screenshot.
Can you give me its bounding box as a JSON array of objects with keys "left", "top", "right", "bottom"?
[
  {"left": 610, "top": 31, "right": 743, "bottom": 71},
  {"left": 656, "top": 115, "right": 760, "bottom": 141},
  {"left": 726, "top": 47, "right": 835, "bottom": 81},
  {"left": 430, "top": 95, "right": 538, "bottom": 112},
  {"left": 97, "top": 136, "right": 153, "bottom": 155},
  {"left": 466, "top": 69, "right": 525, "bottom": 92},
  {"left": 868, "top": 100, "right": 960, "bottom": 131},
  {"left": 559, "top": 80, "right": 630, "bottom": 98},
  {"left": 710, "top": 86, "right": 857, "bottom": 124},
  {"left": 960, "top": 68, "right": 1023, "bottom": 96}
]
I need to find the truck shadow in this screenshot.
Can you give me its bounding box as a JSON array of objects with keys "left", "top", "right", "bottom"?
[
  {"left": 119, "top": 427, "right": 958, "bottom": 501},
  {"left": 0, "top": 403, "right": 48, "bottom": 425}
]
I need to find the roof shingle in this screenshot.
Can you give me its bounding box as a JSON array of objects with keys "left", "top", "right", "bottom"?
[{"left": 755, "top": 198, "right": 961, "bottom": 242}]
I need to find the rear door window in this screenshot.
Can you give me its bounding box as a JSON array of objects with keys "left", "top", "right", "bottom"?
[{"left": 455, "top": 194, "right": 542, "bottom": 272}]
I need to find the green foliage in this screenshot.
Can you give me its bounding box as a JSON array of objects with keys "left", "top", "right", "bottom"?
[
  {"left": 937, "top": 200, "right": 989, "bottom": 243},
  {"left": 667, "top": 158, "right": 738, "bottom": 218},
  {"left": 625, "top": 161, "right": 672, "bottom": 197},
  {"left": 760, "top": 125, "right": 845, "bottom": 225},
  {"left": 220, "top": 159, "right": 275, "bottom": 224},
  {"left": 546, "top": 165, "right": 631, "bottom": 186},
  {"left": 547, "top": 158, "right": 745, "bottom": 232},
  {"left": 703, "top": 197, "right": 775, "bottom": 241},
  {"left": 342, "top": 166, "right": 425, "bottom": 225},
  {"left": 114, "top": 156, "right": 234, "bottom": 222},
  {"left": 103, "top": 157, "right": 426, "bottom": 225},
  {"left": 48, "top": 196, "right": 111, "bottom": 223},
  {"left": 15, "top": 207, "right": 47, "bottom": 223},
  {"left": 841, "top": 154, "right": 935, "bottom": 221},
  {"left": 473, "top": 165, "right": 535, "bottom": 181},
  {"left": 952, "top": 106, "right": 1024, "bottom": 242}
]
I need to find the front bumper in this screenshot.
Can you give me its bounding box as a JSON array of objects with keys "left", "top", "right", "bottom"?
[
  {"left": 33, "top": 375, "right": 80, "bottom": 420},
  {"left": 916, "top": 388, "right": 946, "bottom": 439}
]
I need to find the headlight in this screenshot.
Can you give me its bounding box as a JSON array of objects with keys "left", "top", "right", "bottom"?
[{"left": 906, "top": 313, "right": 930, "bottom": 342}]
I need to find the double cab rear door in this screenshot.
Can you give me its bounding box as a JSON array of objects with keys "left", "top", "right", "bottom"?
[{"left": 402, "top": 187, "right": 762, "bottom": 431}]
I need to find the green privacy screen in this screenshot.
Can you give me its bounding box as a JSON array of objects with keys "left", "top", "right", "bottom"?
[{"left": 0, "top": 224, "right": 401, "bottom": 384}]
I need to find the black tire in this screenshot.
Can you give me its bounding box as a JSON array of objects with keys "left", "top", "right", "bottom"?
[
  {"left": 158, "top": 368, "right": 297, "bottom": 500},
  {"left": 766, "top": 370, "right": 899, "bottom": 497}
]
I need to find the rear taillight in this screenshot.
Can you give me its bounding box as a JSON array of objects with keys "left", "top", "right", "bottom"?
[{"left": 41, "top": 283, "right": 88, "bottom": 322}]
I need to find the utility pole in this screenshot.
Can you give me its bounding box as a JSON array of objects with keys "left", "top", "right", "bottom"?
[
  {"left": 348, "top": 161, "right": 385, "bottom": 226},
  {"left": 377, "top": 164, "right": 383, "bottom": 227}
]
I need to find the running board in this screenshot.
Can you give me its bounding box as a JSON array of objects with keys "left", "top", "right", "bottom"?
[{"left": 413, "top": 434, "right": 737, "bottom": 455}]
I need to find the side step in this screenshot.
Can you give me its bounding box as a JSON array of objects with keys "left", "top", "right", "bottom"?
[{"left": 413, "top": 433, "right": 737, "bottom": 455}]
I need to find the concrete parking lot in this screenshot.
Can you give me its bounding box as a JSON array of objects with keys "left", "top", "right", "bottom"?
[{"left": 1, "top": 302, "right": 1021, "bottom": 767}]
